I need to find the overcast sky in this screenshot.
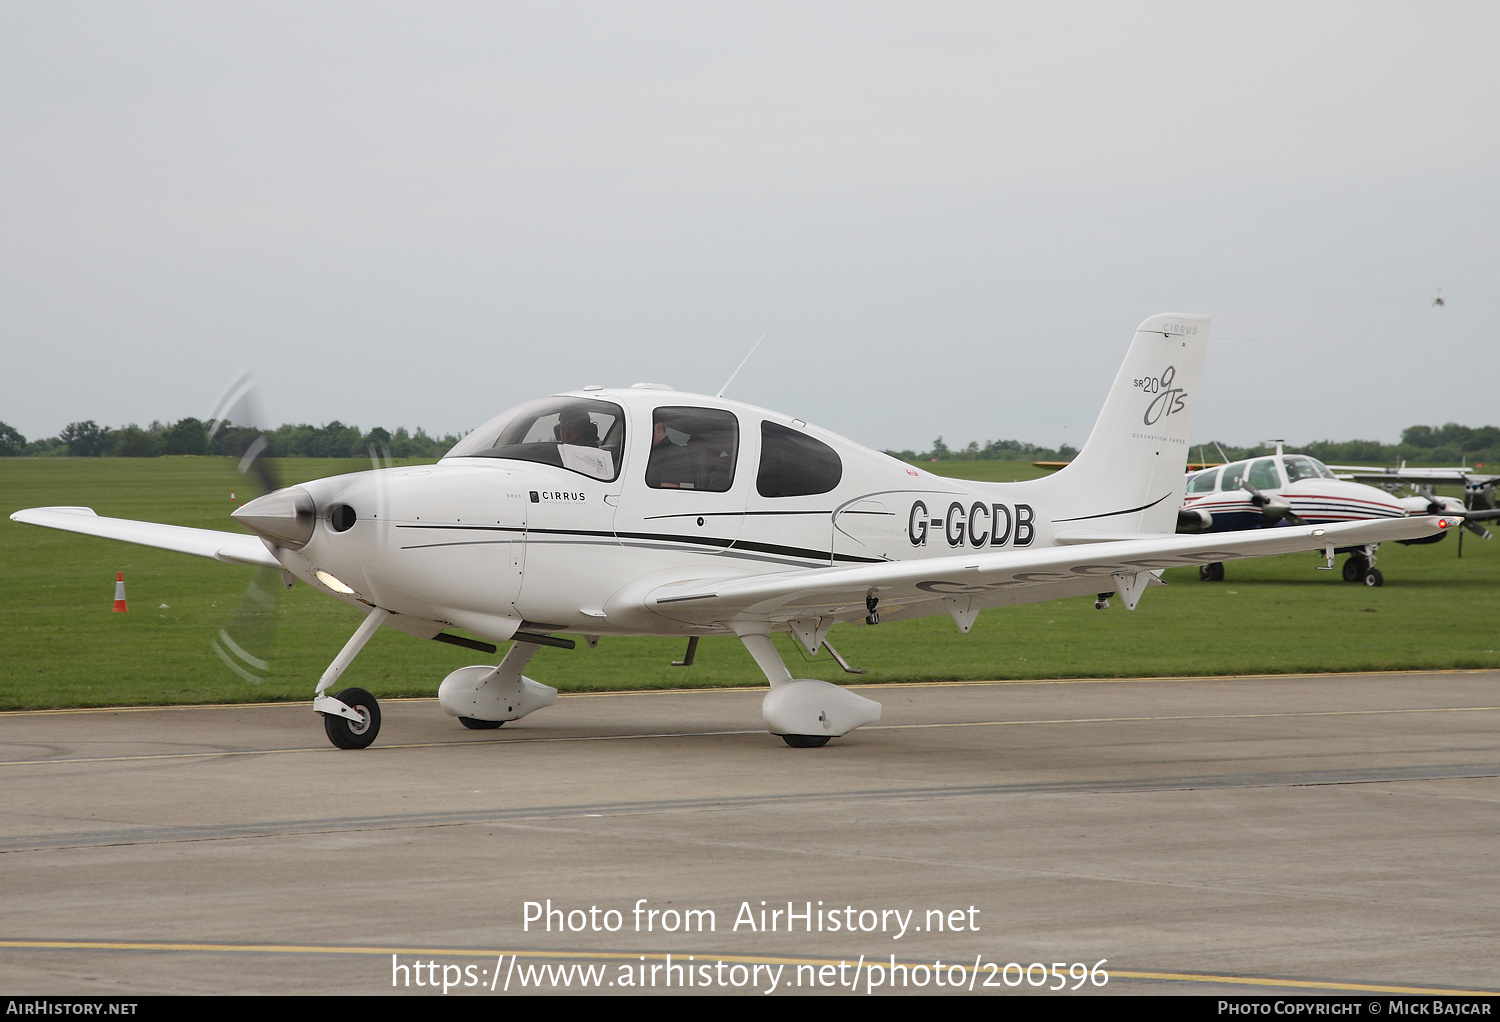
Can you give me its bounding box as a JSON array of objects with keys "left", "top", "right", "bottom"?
[{"left": 3, "top": 2, "right": 1496, "bottom": 454}]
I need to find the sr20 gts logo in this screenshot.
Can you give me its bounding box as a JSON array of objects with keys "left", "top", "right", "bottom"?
[
  {"left": 909, "top": 500, "right": 1035, "bottom": 548},
  {"left": 1133, "top": 365, "right": 1188, "bottom": 426}
]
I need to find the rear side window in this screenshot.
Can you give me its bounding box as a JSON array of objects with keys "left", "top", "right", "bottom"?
[{"left": 757, "top": 421, "right": 842, "bottom": 497}]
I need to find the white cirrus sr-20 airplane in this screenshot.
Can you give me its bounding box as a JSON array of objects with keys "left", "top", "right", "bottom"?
[{"left": 12, "top": 314, "right": 1461, "bottom": 750}]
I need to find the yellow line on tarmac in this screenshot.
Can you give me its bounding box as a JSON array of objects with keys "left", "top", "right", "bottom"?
[
  {"left": 869, "top": 704, "right": 1500, "bottom": 732},
  {"left": 856, "top": 666, "right": 1500, "bottom": 689},
  {"left": 0, "top": 730, "right": 763, "bottom": 767},
  {"left": 1104, "top": 969, "right": 1497, "bottom": 996},
  {"left": 3, "top": 667, "right": 1494, "bottom": 716},
  {"left": 0, "top": 940, "right": 1493, "bottom": 995},
  {"left": 2, "top": 704, "right": 1497, "bottom": 768}
]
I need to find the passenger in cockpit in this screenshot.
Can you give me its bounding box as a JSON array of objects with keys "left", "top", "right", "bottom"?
[{"left": 646, "top": 416, "right": 696, "bottom": 489}]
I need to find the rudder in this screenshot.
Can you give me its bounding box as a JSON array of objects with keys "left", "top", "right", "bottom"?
[{"left": 1036, "top": 313, "right": 1209, "bottom": 535}]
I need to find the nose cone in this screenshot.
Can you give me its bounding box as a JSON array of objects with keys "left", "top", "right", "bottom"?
[
  {"left": 1261, "top": 495, "right": 1295, "bottom": 519},
  {"left": 233, "top": 486, "right": 316, "bottom": 549}
]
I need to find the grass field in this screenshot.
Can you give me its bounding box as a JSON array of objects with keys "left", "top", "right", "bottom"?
[
  {"left": 3, "top": 456, "right": 1497, "bottom": 710},
  {"left": 909, "top": 459, "right": 1058, "bottom": 483}
]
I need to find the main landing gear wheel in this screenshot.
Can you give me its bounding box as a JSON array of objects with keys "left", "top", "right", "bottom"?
[
  {"left": 1199, "top": 562, "right": 1225, "bottom": 582},
  {"left": 1342, "top": 558, "right": 1364, "bottom": 582},
  {"left": 1363, "top": 568, "right": 1384, "bottom": 587},
  {"left": 459, "top": 716, "right": 504, "bottom": 730},
  {"left": 324, "top": 687, "right": 381, "bottom": 749},
  {"left": 781, "top": 734, "right": 830, "bottom": 748}
]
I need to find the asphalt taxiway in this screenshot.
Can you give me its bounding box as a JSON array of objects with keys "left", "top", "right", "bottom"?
[{"left": 2, "top": 671, "right": 1497, "bottom": 996}]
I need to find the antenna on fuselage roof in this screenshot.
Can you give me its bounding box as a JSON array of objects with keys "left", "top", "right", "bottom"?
[{"left": 716, "top": 333, "right": 767, "bottom": 399}]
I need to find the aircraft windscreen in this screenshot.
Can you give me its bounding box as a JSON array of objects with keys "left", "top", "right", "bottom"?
[
  {"left": 444, "top": 397, "right": 626, "bottom": 481},
  {"left": 1284, "top": 456, "right": 1335, "bottom": 482}
]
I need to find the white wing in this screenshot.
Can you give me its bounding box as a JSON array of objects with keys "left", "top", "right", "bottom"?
[
  {"left": 1330, "top": 466, "right": 1500, "bottom": 487},
  {"left": 11, "top": 507, "right": 281, "bottom": 569},
  {"left": 637, "top": 515, "right": 1458, "bottom": 628}
]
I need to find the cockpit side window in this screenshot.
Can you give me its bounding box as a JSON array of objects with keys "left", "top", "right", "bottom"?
[
  {"left": 1247, "top": 458, "right": 1281, "bottom": 489},
  {"left": 757, "top": 421, "right": 842, "bottom": 497},
  {"left": 1220, "top": 461, "right": 1247, "bottom": 491},
  {"left": 646, "top": 407, "right": 738, "bottom": 492},
  {"left": 1187, "top": 468, "right": 1220, "bottom": 494},
  {"left": 443, "top": 397, "right": 625, "bottom": 481}
]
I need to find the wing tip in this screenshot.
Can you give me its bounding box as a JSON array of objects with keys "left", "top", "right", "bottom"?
[{"left": 11, "top": 506, "right": 100, "bottom": 523}]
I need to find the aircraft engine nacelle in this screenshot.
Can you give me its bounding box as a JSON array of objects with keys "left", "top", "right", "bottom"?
[
  {"left": 762, "top": 680, "right": 881, "bottom": 739},
  {"left": 1396, "top": 493, "right": 1465, "bottom": 516},
  {"left": 1177, "top": 507, "right": 1213, "bottom": 532},
  {"left": 438, "top": 664, "right": 558, "bottom": 723}
]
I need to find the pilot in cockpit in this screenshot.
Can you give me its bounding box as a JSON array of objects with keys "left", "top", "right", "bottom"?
[{"left": 554, "top": 408, "right": 600, "bottom": 447}]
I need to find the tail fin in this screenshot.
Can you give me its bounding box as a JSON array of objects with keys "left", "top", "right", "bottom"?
[{"left": 1034, "top": 313, "right": 1209, "bottom": 535}]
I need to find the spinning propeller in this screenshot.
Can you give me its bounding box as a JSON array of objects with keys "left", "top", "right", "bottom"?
[
  {"left": 204, "top": 374, "right": 396, "bottom": 684},
  {"left": 1242, "top": 480, "right": 1307, "bottom": 527},
  {"left": 1412, "top": 485, "right": 1497, "bottom": 542},
  {"left": 206, "top": 373, "right": 289, "bottom": 683}
]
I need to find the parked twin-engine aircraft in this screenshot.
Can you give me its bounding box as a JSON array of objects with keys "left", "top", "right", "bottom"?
[
  {"left": 12, "top": 314, "right": 1460, "bottom": 749},
  {"left": 1176, "top": 443, "right": 1471, "bottom": 585}
]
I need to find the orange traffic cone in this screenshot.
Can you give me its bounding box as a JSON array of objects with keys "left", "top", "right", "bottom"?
[{"left": 113, "top": 572, "right": 128, "bottom": 613}]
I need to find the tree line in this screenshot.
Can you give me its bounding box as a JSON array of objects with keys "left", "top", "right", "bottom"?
[
  {"left": 0, "top": 418, "right": 463, "bottom": 460},
  {"left": 888, "top": 423, "right": 1500, "bottom": 467},
  {"left": 2, "top": 417, "right": 1495, "bottom": 467},
  {"left": 885, "top": 437, "right": 1080, "bottom": 463}
]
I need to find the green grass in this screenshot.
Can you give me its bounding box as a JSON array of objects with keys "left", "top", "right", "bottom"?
[{"left": 3, "top": 457, "right": 1497, "bottom": 709}]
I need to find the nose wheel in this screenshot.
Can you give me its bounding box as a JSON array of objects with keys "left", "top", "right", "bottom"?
[
  {"left": 313, "top": 606, "right": 390, "bottom": 749},
  {"left": 323, "top": 687, "right": 381, "bottom": 749}
]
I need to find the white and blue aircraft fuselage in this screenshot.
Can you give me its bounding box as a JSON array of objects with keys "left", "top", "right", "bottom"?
[
  {"left": 13, "top": 315, "right": 1460, "bottom": 749},
  {"left": 1179, "top": 447, "right": 1467, "bottom": 584}
]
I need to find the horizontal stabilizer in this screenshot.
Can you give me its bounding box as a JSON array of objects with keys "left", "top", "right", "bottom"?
[{"left": 10, "top": 506, "right": 280, "bottom": 569}]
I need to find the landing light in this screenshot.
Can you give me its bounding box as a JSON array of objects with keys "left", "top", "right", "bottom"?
[{"left": 315, "top": 570, "right": 357, "bottom": 595}]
